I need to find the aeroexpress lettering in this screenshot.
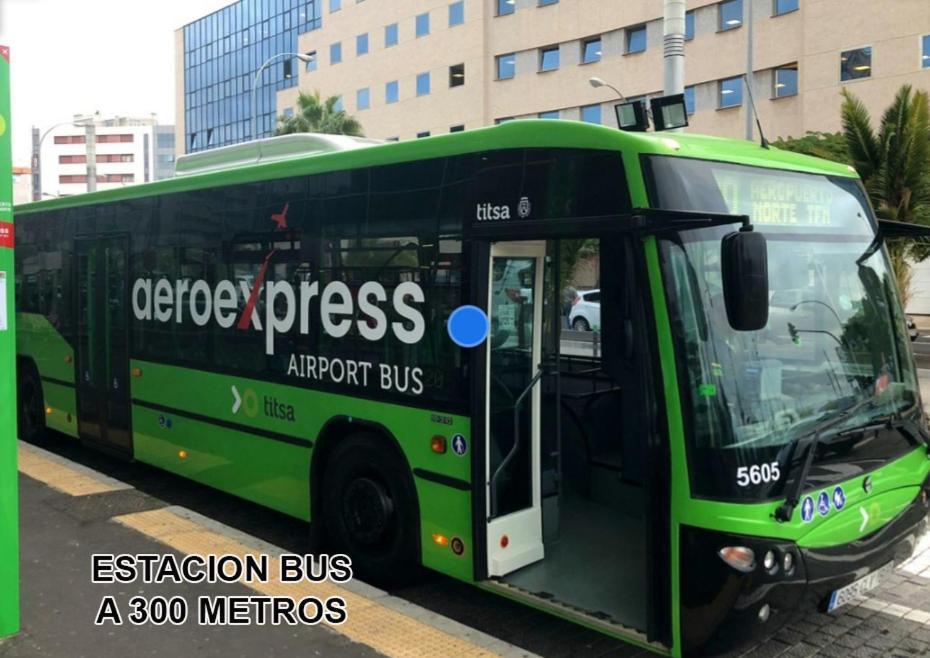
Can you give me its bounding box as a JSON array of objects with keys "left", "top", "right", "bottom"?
[{"left": 130, "top": 276, "right": 425, "bottom": 356}]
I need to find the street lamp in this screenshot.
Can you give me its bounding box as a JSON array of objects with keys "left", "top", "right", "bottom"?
[
  {"left": 588, "top": 77, "right": 627, "bottom": 102},
  {"left": 251, "top": 52, "right": 314, "bottom": 142},
  {"left": 32, "top": 113, "right": 100, "bottom": 201}
]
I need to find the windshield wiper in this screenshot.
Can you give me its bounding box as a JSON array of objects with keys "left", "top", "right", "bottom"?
[{"left": 774, "top": 396, "right": 876, "bottom": 523}]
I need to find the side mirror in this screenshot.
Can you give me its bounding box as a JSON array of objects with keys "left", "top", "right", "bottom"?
[{"left": 721, "top": 230, "right": 769, "bottom": 331}]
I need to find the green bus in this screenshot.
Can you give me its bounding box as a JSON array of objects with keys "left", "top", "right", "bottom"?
[{"left": 15, "top": 121, "right": 930, "bottom": 656}]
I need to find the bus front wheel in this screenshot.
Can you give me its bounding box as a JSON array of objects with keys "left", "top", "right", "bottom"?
[{"left": 322, "top": 432, "right": 420, "bottom": 587}]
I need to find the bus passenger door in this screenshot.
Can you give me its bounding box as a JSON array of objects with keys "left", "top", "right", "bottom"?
[
  {"left": 75, "top": 236, "right": 132, "bottom": 455},
  {"left": 486, "top": 241, "right": 546, "bottom": 576}
]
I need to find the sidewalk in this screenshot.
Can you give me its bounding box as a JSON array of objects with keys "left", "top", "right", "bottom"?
[{"left": 0, "top": 442, "right": 534, "bottom": 658}]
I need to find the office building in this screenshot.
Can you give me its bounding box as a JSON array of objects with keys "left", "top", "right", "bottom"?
[
  {"left": 35, "top": 115, "right": 176, "bottom": 199},
  {"left": 176, "top": 0, "right": 930, "bottom": 151}
]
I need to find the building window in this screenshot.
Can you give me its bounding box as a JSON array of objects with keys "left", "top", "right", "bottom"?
[
  {"left": 539, "top": 46, "right": 560, "bottom": 72},
  {"left": 58, "top": 154, "right": 87, "bottom": 164},
  {"left": 497, "top": 0, "right": 515, "bottom": 17},
  {"left": 386, "top": 137, "right": 399, "bottom": 142},
  {"left": 773, "top": 65, "right": 798, "bottom": 97},
  {"left": 417, "top": 72, "right": 431, "bottom": 96},
  {"left": 626, "top": 24, "right": 647, "bottom": 53},
  {"left": 357, "top": 33, "right": 369, "bottom": 56},
  {"left": 450, "top": 124, "right": 465, "bottom": 132},
  {"left": 357, "top": 88, "right": 370, "bottom": 110},
  {"left": 840, "top": 47, "right": 871, "bottom": 81},
  {"left": 449, "top": 63, "right": 465, "bottom": 87},
  {"left": 386, "top": 80, "right": 399, "bottom": 103},
  {"left": 773, "top": 0, "right": 799, "bottom": 16},
  {"left": 53, "top": 135, "right": 86, "bottom": 145},
  {"left": 582, "top": 37, "right": 602, "bottom": 64},
  {"left": 719, "top": 0, "right": 743, "bottom": 31},
  {"left": 97, "top": 134, "right": 133, "bottom": 143},
  {"left": 283, "top": 107, "right": 294, "bottom": 118},
  {"left": 449, "top": 1, "right": 464, "bottom": 26},
  {"left": 539, "top": 0, "right": 558, "bottom": 5},
  {"left": 330, "top": 42, "right": 342, "bottom": 64},
  {"left": 718, "top": 76, "right": 743, "bottom": 107},
  {"left": 497, "top": 53, "right": 516, "bottom": 79},
  {"left": 496, "top": 117, "right": 515, "bottom": 124},
  {"left": 417, "top": 131, "right": 431, "bottom": 138},
  {"left": 685, "top": 10, "right": 695, "bottom": 40},
  {"left": 416, "top": 12, "right": 430, "bottom": 37},
  {"left": 581, "top": 104, "right": 601, "bottom": 124},
  {"left": 922, "top": 34, "right": 929, "bottom": 68},
  {"left": 385, "top": 23, "right": 398, "bottom": 47},
  {"left": 334, "top": 96, "right": 344, "bottom": 112},
  {"left": 305, "top": 51, "right": 318, "bottom": 72},
  {"left": 684, "top": 86, "right": 695, "bottom": 114},
  {"left": 330, "top": 0, "right": 340, "bottom": 11},
  {"left": 539, "top": 110, "right": 560, "bottom": 119}
]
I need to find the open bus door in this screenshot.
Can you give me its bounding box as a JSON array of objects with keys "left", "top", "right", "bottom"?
[{"left": 485, "top": 241, "right": 547, "bottom": 576}]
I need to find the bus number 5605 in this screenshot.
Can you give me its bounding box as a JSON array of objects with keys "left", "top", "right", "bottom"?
[{"left": 736, "top": 463, "right": 781, "bottom": 487}]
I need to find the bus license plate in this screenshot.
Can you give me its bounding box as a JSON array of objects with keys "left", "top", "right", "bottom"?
[{"left": 827, "top": 562, "right": 893, "bottom": 612}]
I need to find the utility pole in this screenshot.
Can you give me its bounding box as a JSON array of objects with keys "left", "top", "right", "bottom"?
[
  {"left": 84, "top": 120, "right": 97, "bottom": 193},
  {"left": 745, "top": 0, "right": 755, "bottom": 140},
  {"left": 30, "top": 128, "right": 40, "bottom": 202},
  {"left": 663, "top": 0, "right": 686, "bottom": 96}
]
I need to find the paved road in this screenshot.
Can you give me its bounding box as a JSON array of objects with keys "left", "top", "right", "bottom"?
[{"left": 10, "top": 372, "right": 930, "bottom": 657}]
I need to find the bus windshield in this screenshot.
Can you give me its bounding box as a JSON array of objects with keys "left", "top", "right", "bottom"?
[{"left": 647, "top": 156, "right": 920, "bottom": 501}]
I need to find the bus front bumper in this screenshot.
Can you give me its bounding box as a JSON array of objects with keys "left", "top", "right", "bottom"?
[{"left": 681, "top": 490, "right": 930, "bottom": 655}]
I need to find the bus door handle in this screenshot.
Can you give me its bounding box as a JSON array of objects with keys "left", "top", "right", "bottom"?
[{"left": 489, "top": 366, "right": 544, "bottom": 520}]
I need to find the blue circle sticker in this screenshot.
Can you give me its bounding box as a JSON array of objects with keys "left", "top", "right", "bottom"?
[
  {"left": 832, "top": 486, "right": 846, "bottom": 511},
  {"left": 801, "top": 496, "right": 815, "bottom": 523},
  {"left": 451, "top": 434, "right": 468, "bottom": 456},
  {"left": 448, "top": 305, "right": 490, "bottom": 348},
  {"left": 817, "top": 491, "right": 831, "bottom": 517}
]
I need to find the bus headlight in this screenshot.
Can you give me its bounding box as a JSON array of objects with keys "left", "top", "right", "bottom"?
[
  {"left": 718, "top": 546, "right": 756, "bottom": 572},
  {"left": 783, "top": 551, "right": 795, "bottom": 575},
  {"left": 763, "top": 550, "right": 777, "bottom": 573}
]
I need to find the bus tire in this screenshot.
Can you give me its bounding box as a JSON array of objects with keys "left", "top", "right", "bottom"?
[
  {"left": 18, "top": 365, "right": 46, "bottom": 442},
  {"left": 322, "top": 432, "right": 420, "bottom": 587}
]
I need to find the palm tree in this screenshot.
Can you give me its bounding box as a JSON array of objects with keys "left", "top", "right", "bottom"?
[
  {"left": 841, "top": 85, "right": 930, "bottom": 307},
  {"left": 275, "top": 90, "right": 364, "bottom": 137}
]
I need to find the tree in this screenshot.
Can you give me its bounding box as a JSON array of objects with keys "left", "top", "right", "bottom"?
[
  {"left": 772, "top": 131, "right": 850, "bottom": 165},
  {"left": 275, "top": 90, "right": 364, "bottom": 137},
  {"left": 840, "top": 85, "right": 930, "bottom": 307}
]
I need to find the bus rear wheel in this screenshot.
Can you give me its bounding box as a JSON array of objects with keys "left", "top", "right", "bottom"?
[
  {"left": 18, "top": 368, "right": 46, "bottom": 442},
  {"left": 322, "top": 432, "right": 420, "bottom": 587}
]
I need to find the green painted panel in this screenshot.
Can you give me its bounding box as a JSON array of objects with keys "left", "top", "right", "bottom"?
[
  {"left": 42, "top": 381, "right": 77, "bottom": 438},
  {"left": 129, "top": 359, "right": 475, "bottom": 581},
  {"left": 678, "top": 447, "right": 930, "bottom": 544},
  {"left": 798, "top": 487, "right": 919, "bottom": 548},
  {"left": 16, "top": 312, "right": 74, "bottom": 382},
  {"left": 133, "top": 403, "right": 311, "bottom": 519},
  {"left": 415, "top": 479, "right": 473, "bottom": 582}
]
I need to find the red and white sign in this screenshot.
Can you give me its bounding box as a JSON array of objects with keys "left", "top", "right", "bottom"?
[{"left": 0, "top": 222, "right": 13, "bottom": 249}]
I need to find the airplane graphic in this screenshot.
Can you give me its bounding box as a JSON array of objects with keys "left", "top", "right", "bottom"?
[{"left": 271, "top": 203, "right": 289, "bottom": 230}]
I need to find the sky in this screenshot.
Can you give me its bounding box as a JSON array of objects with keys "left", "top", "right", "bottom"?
[{"left": 0, "top": 0, "right": 234, "bottom": 166}]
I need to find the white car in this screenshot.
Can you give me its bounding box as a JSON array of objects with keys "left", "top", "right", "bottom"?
[{"left": 569, "top": 289, "right": 600, "bottom": 331}]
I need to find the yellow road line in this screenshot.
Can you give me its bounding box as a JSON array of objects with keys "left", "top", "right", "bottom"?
[
  {"left": 116, "top": 508, "right": 498, "bottom": 658},
  {"left": 18, "top": 443, "right": 123, "bottom": 496}
]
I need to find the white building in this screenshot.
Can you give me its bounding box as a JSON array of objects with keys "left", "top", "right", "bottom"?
[{"left": 36, "top": 115, "right": 176, "bottom": 199}]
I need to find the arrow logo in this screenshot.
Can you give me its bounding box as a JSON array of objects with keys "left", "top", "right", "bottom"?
[
  {"left": 232, "top": 385, "right": 242, "bottom": 414},
  {"left": 859, "top": 507, "right": 869, "bottom": 532}
]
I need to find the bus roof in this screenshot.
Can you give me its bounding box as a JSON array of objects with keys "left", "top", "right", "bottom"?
[{"left": 17, "top": 120, "right": 857, "bottom": 215}]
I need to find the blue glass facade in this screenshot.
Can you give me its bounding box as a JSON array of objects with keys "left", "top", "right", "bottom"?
[{"left": 182, "top": 0, "right": 322, "bottom": 153}]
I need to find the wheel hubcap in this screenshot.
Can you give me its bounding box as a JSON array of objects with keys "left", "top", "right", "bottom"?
[{"left": 343, "top": 477, "right": 394, "bottom": 545}]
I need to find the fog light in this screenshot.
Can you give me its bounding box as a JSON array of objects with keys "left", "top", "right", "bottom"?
[
  {"left": 763, "top": 550, "right": 777, "bottom": 572},
  {"left": 783, "top": 551, "right": 795, "bottom": 574},
  {"left": 758, "top": 603, "right": 771, "bottom": 623},
  {"left": 718, "top": 546, "right": 756, "bottom": 573}
]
